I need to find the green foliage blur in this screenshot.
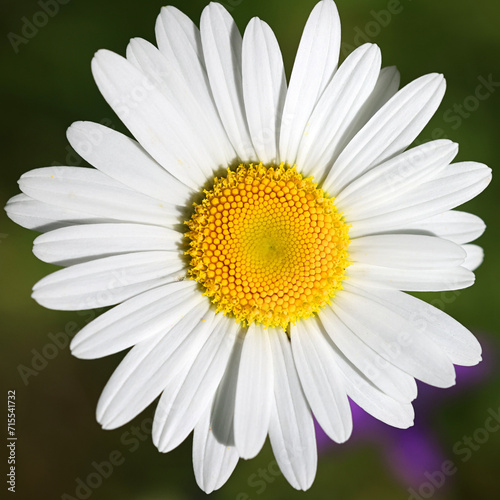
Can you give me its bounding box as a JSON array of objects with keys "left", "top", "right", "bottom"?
[{"left": 1, "top": 0, "right": 499, "bottom": 499}]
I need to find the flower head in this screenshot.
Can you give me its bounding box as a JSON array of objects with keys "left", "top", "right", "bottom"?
[{"left": 5, "top": 0, "right": 491, "bottom": 493}]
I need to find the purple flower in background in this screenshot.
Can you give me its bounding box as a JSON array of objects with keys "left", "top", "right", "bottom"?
[{"left": 316, "top": 333, "right": 493, "bottom": 487}]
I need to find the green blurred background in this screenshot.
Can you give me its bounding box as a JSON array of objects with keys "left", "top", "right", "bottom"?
[{"left": 1, "top": 0, "right": 499, "bottom": 499}]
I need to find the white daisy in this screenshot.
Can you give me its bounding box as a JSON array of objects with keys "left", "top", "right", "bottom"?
[{"left": 5, "top": 0, "right": 492, "bottom": 493}]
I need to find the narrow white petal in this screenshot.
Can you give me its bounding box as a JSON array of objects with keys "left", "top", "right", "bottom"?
[
  {"left": 242, "top": 18, "right": 286, "bottom": 164},
  {"left": 153, "top": 315, "right": 239, "bottom": 453},
  {"left": 5, "top": 194, "right": 110, "bottom": 233},
  {"left": 200, "top": 3, "right": 256, "bottom": 161},
  {"left": 33, "top": 223, "right": 182, "bottom": 266},
  {"left": 32, "top": 251, "right": 185, "bottom": 310},
  {"left": 127, "top": 38, "right": 235, "bottom": 168},
  {"left": 319, "top": 310, "right": 417, "bottom": 403},
  {"left": 97, "top": 301, "right": 214, "bottom": 429},
  {"left": 462, "top": 244, "right": 484, "bottom": 272},
  {"left": 291, "top": 319, "right": 353, "bottom": 443},
  {"left": 335, "top": 140, "right": 458, "bottom": 215},
  {"left": 349, "top": 234, "right": 466, "bottom": 269},
  {"left": 154, "top": 7, "right": 236, "bottom": 164},
  {"left": 332, "top": 288, "right": 456, "bottom": 388},
  {"left": 347, "top": 263, "right": 474, "bottom": 292},
  {"left": 338, "top": 65, "right": 400, "bottom": 147},
  {"left": 70, "top": 281, "right": 202, "bottom": 359},
  {"left": 268, "top": 328, "right": 317, "bottom": 491},
  {"left": 345, "top": 284, "right": 482, "bottom": 366},
  {"left": 210, "top": 331, "right": 245, "bottom": 447},
  {"left": 193, "top": 408, "right": 239, "bottom": 494},
  {"left": 323, "top": 73, "right": 446, "bottom": 195},
  {"left": 234, "top": 323, "right": 274, "bottom": 459},
  {"left": 297, "top": 43, "right": 381, "bottom": 180},
  {"left": 320, "top": 326, "right": 415, "bottom": 428},
  {"left": 67, "top": 121, "right": 192, "bottom": 205},
  {"left": 19, "top": 167, "right": 179, "bottom": 227},
  {"left": 279, "top": 0, "right": 341, "bottom": 164},
  {"left": 92, "top": 49, "right": 210, "bottom": 189},
  {"left": 401, "top": 211, "right": 486, "bottom": 245},
  {"left": 349, "top": 162, "right": 492, "bottom": 237}
]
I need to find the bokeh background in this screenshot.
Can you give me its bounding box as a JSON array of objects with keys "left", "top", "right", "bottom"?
[{"left": 1, "top": 0, "right": 499, "bottom": 499}]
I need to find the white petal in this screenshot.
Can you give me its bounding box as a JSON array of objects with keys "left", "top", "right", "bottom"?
[
  {"left": 32, "top": 251, "right": 185, "bottom": 310},
  {"left": 323, "top": 73, "right": 446, "bottom": 195},
  {"left": 349, "top": 162, "right": 492, "bottom": 237},
  {"left": 279, "top": 0, "right": 341, "bottom": 164},
  {"left": 347, "top": 284, "right": 481, "bottom": 366},
  {"left": 210, "top": 331, "right": 245, "bottom": 447},
  {"left": 92, "top": 49, "right": 210, "bottom": 189},
  {"left": 319, "top": 310, "right": 417, "bottom": 403},
  {"left": 347, "top": 263, "right": 474, "bottom": 292},
  {"left": 5, "top": 194, "right": 110, "bottom": 233},
  {"left": 242, "top": 18, "right": 287, "bottom": 164},
  {"left": 200, "top": 3, "right": 256, "bottom": 161},
  {"left": 401, "top": 211, "right": 486, "bottom": 244},
  {"left": 268, "top": 328, "right": 317, "bottom": 491},
  {"left": 234, "top": 323, "right": 274, "bottom": 459},
  {"left": 67, "top": 121, "right": 192, "bottom": 205},
  {"left": 126, "top": 38, "right": 235, "bottom": 168},
  {"left": 19, "top": 167, "right": 179, "bottom": 227},
  {"left": 97, "top": 301, "right": 214, "bottom": 429},
  {"left": 70, "top": 281, "right": 202, "bottom": 359},
  {"left": 332, "top": 288, "right": 456, "bottom": 388},
  {"left": 193, "top": 408, "right": 239, "bottom": 494},
  {"left": 319, "top": 326, "right": 415, "bottom": 428},
  {"left": 291, "top": 319, "right": 352, "bottom": 443},
  {"left": 297, "top": 43, "right": 381, "bottom": 180},
  {"left": 338, "top": 65, "right": 401, "bottom": 147},
  {"left": 335, "top": 140, "right": 458, "bottom": 215},
  {"left": 349, "top": 234, "right": 466, "bottom": 269},
  {"left": 462, "top": 244, "right": 484, "bottom": 272},
  {"left": 33, "top": 223, "right": 182, "bottom": 266},
  {"left": 153, "top": 315, "right": 239, "bottom": 453}
]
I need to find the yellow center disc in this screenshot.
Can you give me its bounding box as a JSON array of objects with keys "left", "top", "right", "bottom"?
[{"left": 186, "top": 163, "right": 351, "bottom": 329}]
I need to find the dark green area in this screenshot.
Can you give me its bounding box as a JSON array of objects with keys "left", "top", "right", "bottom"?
[{"left": 1, "top": 0, "right": 499, "bottom": 499}]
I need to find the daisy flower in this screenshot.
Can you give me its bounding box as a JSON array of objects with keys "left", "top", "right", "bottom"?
[{"left": 5, "top": 0, "right": 492, "bottom": 493}]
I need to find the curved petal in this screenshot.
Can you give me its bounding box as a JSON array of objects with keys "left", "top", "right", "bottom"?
[
  {"left": 33, "top": 223, "right": 182, "bottom": 266},
  {"left": 32, "top": 251, "right": 185, "bottom": 311},
  {"left": 349, "top": 234, "right": 466, "bottom": 269},
  {"left": 279, "top": 0, "right": 341, "bottom": 165},
  {"left": 67, "top": 121, "right": 191, "bottom": 205},
  {"left": 19, "top": 167, "right": 179, "bottom": 227},
  {"left": 319, "top": 310, "right": 417, "bottom": 403},
  {"left": 5, "top": 194, "right": 111, "bottom": 233},
  {"left": 291, "top": 319, "right": 353, "bottom": 443},
  {"left": 268, "top": 328, "right": 317, "bottom": 491},
  {"left": 344, "top": 283, "right": 482, "bottom": 367},
  {"left": 70, "top": 281, "right": 202, "bottom": 359},
  {"left": 242, "top": 18, "right": 287, "bottom": 164},
  {"left": 234, "top": 323, "right": 274, "bottom": 459},
  {"left": 462, "top": 244, "right": 484, "bottom": 271},
  {"left": 153, "top": 315, "right": 239, "bottom": 453},
  {"left": 92, "top": 49, "right": 210, "bottom": 189},
  {"left": 349, "top": 162, "right": 492, "bottom": 237},
  {"left": 200, "top": 3, "right": 256, "bottom": 161},
  {"left": 193, "top": 407, "right": 239, "bottom": 494},
  {"left": 399, "top": 211, "right": 486, "bottom": 245},
  {"left": 331, "top": 288, "right": 456, "bottom": 388},
  {"left": 297, "top": 43, "right": 381, "bottom": 180},
  {"left": 96, "top": 301, "right": 214, "bottom": 429},
  {"left": 323, "top": 73, "right": 446, "bottom": 195}
]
